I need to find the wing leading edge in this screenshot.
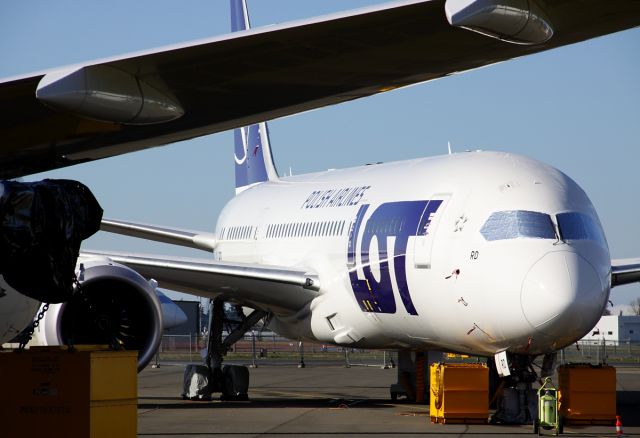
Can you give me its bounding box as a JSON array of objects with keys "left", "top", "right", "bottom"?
[
  {"left": 81, "top": 250, "right": 320, "bottom": 315},
  {"left": 2, "top": 0, "right": 639, "bottom": 178},
  {"left": 100, "top": 218, "right": 216, "bottom": 252}
]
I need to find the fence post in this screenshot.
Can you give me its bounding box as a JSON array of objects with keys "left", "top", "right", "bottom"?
[
  {"left": 344, "top": 348, "right": 351, "bottom": 368},
  {"left": 298, "top": 341, "right": 305, "bottom": 368},
  {"left": 250, "top": 331, "right": 258, "bottom": 368},
  {"left": 152, "top": 346, "right": 161, "bottom": 369}
]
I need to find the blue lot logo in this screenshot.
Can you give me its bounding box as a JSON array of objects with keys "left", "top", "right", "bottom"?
[{"left": 347, "top": 200, "right": 442, "bottom": 315}]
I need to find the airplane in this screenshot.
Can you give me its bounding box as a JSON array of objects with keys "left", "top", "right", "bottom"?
[{"left": 0, "top": 0, "right": 639, "bottom": 394}]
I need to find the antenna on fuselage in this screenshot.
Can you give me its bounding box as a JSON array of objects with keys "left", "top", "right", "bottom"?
[{"left": 448, "top": 141, "right": 453, "bottom": 155}]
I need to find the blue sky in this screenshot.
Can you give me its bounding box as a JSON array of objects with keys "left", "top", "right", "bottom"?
[{"left": 1, "top": 1, "right": 639, "bottom": 310}]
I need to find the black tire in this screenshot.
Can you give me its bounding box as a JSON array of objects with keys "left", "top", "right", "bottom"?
[{"left": 391, "top": 392, "right": 398, "bottom": 401}]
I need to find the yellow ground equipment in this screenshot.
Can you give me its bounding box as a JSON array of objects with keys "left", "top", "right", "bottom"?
[
  {"left": 0, "top": 345, "right": 137, "bottom": 438},
  {"left": 534, "top": 377, "right": 562, "bottom": 435},
  {"left": 558, "top": 363, "right": 616, "bottom": 425},
  {"left": 430, "top": 362, "right": 488, "bottom": 424}
]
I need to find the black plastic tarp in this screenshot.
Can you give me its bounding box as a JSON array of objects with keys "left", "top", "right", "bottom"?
[{"left": 0, "top": 179, "right": 103, "bottom": 303}]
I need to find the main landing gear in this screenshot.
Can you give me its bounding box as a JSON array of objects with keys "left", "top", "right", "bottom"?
[{"left": 182, "top": 298, "right": 267, "bottom": 401}]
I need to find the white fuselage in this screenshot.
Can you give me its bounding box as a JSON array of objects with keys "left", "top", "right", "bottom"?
[
  {"left": 214, "top": 151, "right": 611, "bottom": 356},
  {"left": 0, "top": 277, "right": 40, "bottom": 344}
]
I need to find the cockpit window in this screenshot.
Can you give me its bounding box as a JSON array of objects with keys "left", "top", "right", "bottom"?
[
  {"left": 481, "top": 210, "right": 556, "bottom": 241},
  {"left": 557, "top": 212, "right": 606, "bottom": 245}
]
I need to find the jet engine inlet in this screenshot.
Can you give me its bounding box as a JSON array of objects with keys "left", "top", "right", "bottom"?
[{"left": 39, "top": 262, "right": 163, "bottom": 371}]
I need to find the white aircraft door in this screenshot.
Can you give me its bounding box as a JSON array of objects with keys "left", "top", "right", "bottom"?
[{"left": 413, "top": 194, "right": 450, "bottom": 269}]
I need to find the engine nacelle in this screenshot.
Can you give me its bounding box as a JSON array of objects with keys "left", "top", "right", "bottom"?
[{"left": 34, "top": 258, "right": 163, "bottom": 371}]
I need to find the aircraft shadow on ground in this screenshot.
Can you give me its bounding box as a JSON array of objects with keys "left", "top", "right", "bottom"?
[
  {"left": 138, "top": 397, "right": 399, "bottom": 410},
  {"left": 616, "top": 391, "right": 640, "bottom": 426}
]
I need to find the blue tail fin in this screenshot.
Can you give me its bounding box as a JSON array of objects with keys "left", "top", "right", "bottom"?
[{"left": 231, "top": 0, "right": 278, "bottom": 193}]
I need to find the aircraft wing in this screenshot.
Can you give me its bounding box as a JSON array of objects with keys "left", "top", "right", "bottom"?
[
  {"left": 612, "top": 258, "right": 640, "bottom": 287},
  {"left": 81, "top": 250, "right": 320, "bottom": 315},
  {"left": 2, "top": 0, "right": 639, "bottom": 178}
]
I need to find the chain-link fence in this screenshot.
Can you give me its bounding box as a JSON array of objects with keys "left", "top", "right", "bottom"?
[
  {"left": 559, "top": 340, "right": 640, "bottom": 366},
  {"left": 153, "top": 333, "right": 640, "bottom": 368},
  {"left": 154, "top": 332, "right": 396, "bottom": 368}
]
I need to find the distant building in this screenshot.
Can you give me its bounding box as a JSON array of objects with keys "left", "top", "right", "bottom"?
[
  {"left": 581, "top": 315, "right": 640, "bottom": 344},
  {"left": 165, "top": 300, "right": 200, "bottom": 336}
]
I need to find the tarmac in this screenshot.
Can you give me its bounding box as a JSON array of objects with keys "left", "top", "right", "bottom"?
[{"left": 137, "top": 360, "right": 640, "bottom": 438}]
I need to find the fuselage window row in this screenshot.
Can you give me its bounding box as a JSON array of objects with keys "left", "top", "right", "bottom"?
[{"left": 221, "top": 220, "right": 349, "bottom": 240}]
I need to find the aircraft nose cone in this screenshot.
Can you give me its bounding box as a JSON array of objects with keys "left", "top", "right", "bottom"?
[{"left": 521, "top": 251, "right": 605, "bottom": 340}]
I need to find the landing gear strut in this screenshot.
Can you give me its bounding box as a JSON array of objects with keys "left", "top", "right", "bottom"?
[
  {"left": 183, "top": 298, "right": 266, "bottom": 401},
  {"left": 208, "top": 298, "right": 267, "bottom": 399}
]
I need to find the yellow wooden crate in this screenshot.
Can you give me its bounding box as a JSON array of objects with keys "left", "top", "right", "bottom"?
[
  {"left": 558, "top": 364, "right": 616, "bottom": 424},
  {"left": 0, "top": 346, "right": 137, "bottom": 438},
  {"left": 429, "top": 362, "right": 488, "bottom": 424}
]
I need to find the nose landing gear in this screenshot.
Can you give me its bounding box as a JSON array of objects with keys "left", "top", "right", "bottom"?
[{"left": 490, "top": 352, "right": 557, "bottom": 426}]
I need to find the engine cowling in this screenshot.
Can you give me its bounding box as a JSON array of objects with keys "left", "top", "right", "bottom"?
[{"left": 35, "top": 259, "right": 163, "bottom": 371}]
